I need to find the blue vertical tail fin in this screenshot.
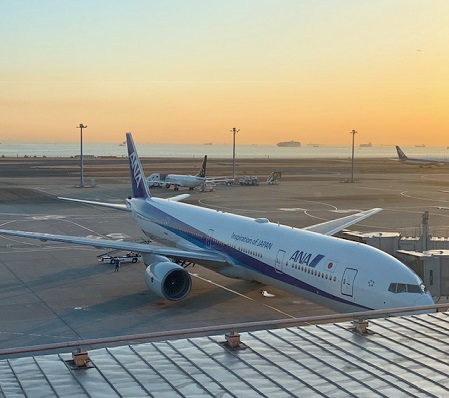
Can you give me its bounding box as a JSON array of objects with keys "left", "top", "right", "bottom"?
[
  {"left": 126, "top": 132, "right": 151, "bottom": 199},
  {"left": 396, "top": 145, "right": 408, "bottom": 160}
]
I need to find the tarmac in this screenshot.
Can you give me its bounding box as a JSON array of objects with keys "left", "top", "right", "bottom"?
[{"left": 1, "top": 156, "right": 449, "bottom": 353}]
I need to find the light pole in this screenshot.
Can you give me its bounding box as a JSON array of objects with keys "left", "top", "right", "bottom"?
[
  {"left": 230, "top": 127, "right": 240, "bottom": 182},
  {"left": 77, "top": 124, "right": 87, "bottom": 187},
  {"left": 350, "top": 129, "right": 357, "bottom": 183}
]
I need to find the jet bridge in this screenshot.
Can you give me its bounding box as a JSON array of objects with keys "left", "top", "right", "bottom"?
[{"left": 396, "top": 249, "right": 449, "bottom": 298}]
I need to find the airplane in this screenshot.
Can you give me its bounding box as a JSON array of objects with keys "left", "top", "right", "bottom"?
[
  {"left": 396, "top": 145, "right": 449, "bottom": 167},
  {"left": 147, "top": 155, "right": 208, "bottom": 190},
  {"left": 0, "top": 133, "right": 434, "bottom": 314}
]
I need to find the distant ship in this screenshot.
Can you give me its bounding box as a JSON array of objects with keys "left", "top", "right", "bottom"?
[
  {"left": 359, "top": 142, "right": 372, "bottom": 148},
  {"left": 203, "top": 142, "right": 213, "bottom": 145},
  {"left": 277, "top": 140, "right": 301, "bottom": 147},
  {"left": 415, "top": 144, "right": 426, "bottom": 147}
]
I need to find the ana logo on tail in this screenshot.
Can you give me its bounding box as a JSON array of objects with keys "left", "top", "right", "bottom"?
[
  {"left": 129, "top": 151, "right": 143, "bottom": 189},
  {"left": 126, "top": 132, "right": 150, "bottom": 198}
]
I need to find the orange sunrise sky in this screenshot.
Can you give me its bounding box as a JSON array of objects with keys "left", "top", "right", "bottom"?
[{"left": 1, "top": 1, "right": 449, "bottom": 146}]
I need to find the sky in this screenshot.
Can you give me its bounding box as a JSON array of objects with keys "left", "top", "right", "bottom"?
[{"left": 1, "top": 0, "right": 449, "bottom": 145}]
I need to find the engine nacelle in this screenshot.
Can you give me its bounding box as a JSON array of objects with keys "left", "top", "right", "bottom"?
[{"left": 145, "top": 261, "right": 192, "bottom": 301}]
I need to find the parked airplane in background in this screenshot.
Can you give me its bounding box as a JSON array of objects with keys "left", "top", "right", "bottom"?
[
  {"left": 147, "top": 155, "right": 207, "bottom": 190},
  {"left": 0, "top": 134, "right": 434, "bottom": 314},
  {"left": 396, "top": 145, "right": 449, "bottom": 167}
]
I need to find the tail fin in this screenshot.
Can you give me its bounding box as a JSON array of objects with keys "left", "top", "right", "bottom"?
[
  {"left": 396, "top": 145, "right": 408, "bottom": 160},
  {"left": 195, "top": 155, "right": 207, "bottom": 178},
  {"left": 126, "top": 132, "right": 151, "bottom": 199}
]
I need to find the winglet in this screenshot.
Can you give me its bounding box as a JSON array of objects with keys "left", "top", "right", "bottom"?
[{"left": 126, "top": 132, "right": 151, "bottom": 199}]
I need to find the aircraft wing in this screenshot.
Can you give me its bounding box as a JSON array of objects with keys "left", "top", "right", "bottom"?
[
  {"left": 0, "top": 229, "right": 229, "bottom": 264},
  {"left": 303, "top": 208, "right": 382, "bottom": 236}
]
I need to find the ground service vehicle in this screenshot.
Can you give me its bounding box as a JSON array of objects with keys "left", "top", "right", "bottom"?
[
  {"left": 98, "top": 252, "right": 141, "bottom": 264},
  {"left": 239, "top": 175, "right": 259, "bottom": 185}
]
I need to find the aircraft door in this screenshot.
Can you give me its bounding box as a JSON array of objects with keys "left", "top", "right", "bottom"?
[
  {"left": 206, "top": 229, "right": 214, "bottom": 249},
  {"left": 341, "top": 268, "right": 358, "bottom": 297},
  {"left": 275, "top": 250, "right": 286, "bottom": 274}
]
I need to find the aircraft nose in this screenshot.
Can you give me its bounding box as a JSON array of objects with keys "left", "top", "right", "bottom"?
[{"left": 414, "top": 294, "right": 435, "bottom": 308}]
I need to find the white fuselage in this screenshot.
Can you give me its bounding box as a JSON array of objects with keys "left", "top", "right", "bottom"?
[
  {"left": 147, "top": 173, "right": 204, "bottom": 189},
  {"left": 129, "top": 197, "right": 434, "bottom": 313},
  {"left": 399, "top": 158, "right": 440, "bottom": 167}
]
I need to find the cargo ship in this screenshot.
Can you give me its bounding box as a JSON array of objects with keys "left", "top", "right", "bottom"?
[{"left": 277, "top": 140, "right": 301, "bottom": 147}]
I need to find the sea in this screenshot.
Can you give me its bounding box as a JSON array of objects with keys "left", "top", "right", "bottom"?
[{"left": 1, "top": 142, "right": 449, "bottom": 160}]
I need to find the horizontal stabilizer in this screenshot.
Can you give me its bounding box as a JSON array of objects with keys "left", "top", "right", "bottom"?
[
  {"left": 167, "top": 194, "right": 190, "bottom": 202},
  {"left": 58, "top": 197, "right": 129, "bottom": 211}
]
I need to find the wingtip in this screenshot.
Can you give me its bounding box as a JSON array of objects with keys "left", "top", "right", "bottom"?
[{"left": 365, "top": 208, "right": 383, "bottom": 215}]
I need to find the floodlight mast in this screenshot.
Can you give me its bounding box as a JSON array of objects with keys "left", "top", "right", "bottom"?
[
  {"left": 77, "top": 124, "right": 87, "bottom": 187},
  {"left": 230, "top": 127, "right": 240, "bottom": 182},
  {"left": 350, "top": 129, "right": 357, "bottom": 183}
]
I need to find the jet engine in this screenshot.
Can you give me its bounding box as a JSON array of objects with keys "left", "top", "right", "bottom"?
[{"left": 144, "top": 258, "right": 192, "bottom": 301}]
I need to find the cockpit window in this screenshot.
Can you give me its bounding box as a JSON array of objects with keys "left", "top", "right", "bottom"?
[
  {"left": 388, "top": 283, "right": 427, "bottom": 294},
  {"left": 407, "top": 284, "right": 423, "bottom": 293},
  {"left": 397, "top": 283, "right": 406, "bottom": 293}
]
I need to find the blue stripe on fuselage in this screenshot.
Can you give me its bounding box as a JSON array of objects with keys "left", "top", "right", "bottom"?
[{"left": 309, "top": 254, "right": 325, "bottom": 267}]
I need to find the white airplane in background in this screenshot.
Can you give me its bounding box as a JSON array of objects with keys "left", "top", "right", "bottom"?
[
  {"left": 0, "top": 133, "right": 434, "bottom": 314},
  {"left": 147, "top": 155, "right": 208, "bottom": 190},
  {"left": 396, "top": 145, "right": 449, "bottom": 167}
]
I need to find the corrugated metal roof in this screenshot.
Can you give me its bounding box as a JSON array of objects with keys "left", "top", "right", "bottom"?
[{"left": 1, "top": 312, "right": 449, "bottom": 397}]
